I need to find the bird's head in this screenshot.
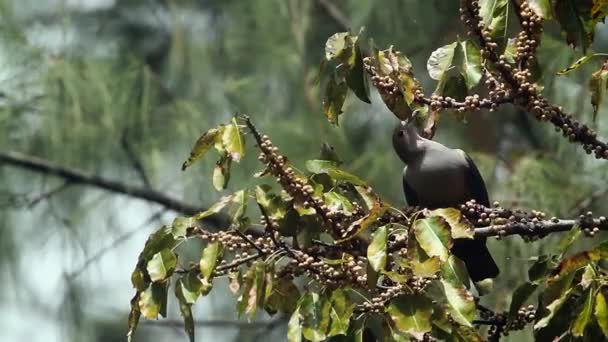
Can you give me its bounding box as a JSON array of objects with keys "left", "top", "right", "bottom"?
[{"left": 392, "top": 117, "right": 424, "bottom": 164}]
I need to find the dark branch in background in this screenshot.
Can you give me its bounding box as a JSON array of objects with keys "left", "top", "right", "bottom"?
[
  {"left": 0, "top": 151, "right": 226, "bottom": 227},
  {"left": 121, "top": 130, "right": 152, "bottom": 188},
  {"left": 143, "top": 315, "right": 287, "bottom": 330},
  {"left": 316, "top": 0, "right": 350, "bottom": 31},
  {"left": 27, "top": 181, "right": 71, "bottom": 208}
]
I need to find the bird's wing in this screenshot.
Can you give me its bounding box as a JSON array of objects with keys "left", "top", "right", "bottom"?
[
  {"left": 402, "top": 169, "right": 419, "bottom": 206},
  {"left": 458, "top": 150, "right": 490, "bottom": 207}
]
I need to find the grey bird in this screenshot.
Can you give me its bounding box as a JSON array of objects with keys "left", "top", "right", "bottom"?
[{"left": 392, "top": 119, "right": 499, "bottom": 282}]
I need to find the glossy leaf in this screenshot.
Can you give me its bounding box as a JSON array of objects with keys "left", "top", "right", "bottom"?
[
  {"left": 595, "top": 289, "right": 608, "bottom": 337},
  {"left": 528, "top": 254, "right": 559, "bottom": 283},
  {"left": 324, "top": 191, "right": 354, "bottom": 216},
  {"left": 265, "top": 278, "right": 301, "bottom": 314},
  {"left": 387, "top": 295, "right": 433, "bottom": 340},
  {"left": 127, "top": 293, "right": 141, "bottom": 342},
  {"left": 230, "top": 189, "right": 248, "bottom": 228},
  {"left": 412, "top": 255, "right": 441, "bottom": 278},
  {"left": 441, "top": 280, "right": 475, "bottom": 327},
  {"left": 178, "top": 271, "right": 202, "bottom": 304},
  {"left": 346, "top": 38, "right": 371, "bottom": 103},
  {"left": 367, "top": 225, "right": 388, "bottom": 272},
  {"left": 147, "top": 249, "right": 177, "bottom": 282},
  {"left": 507, "top": 282, "right": 538, "bottom": 324},
  {"left": 339, "top": 200, "right": 386, "bottom": 242},
  {"left": 131, "top": 268, "right": 147, "bottom": 292},
  {"left": 429, "top": 208, "right": 474, "bottom": 240},
  {"left": 182, "top": 128, "right": 220, "bottom": 170},
  {"left": 427, "top": 42, "right": 457, "bottom": 81},
  {"left": 140, "top": 225, "right": 176, "bottom": 261},
  {"left": 413, "top": 216, "right": 452, "bottom": 262}
]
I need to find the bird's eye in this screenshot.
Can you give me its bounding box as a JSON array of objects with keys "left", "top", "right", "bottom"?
[{"left": 397, "top": 130, "right": 404, "bottom": 137}]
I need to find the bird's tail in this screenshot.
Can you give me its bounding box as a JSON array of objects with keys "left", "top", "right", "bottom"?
[{"left": 451, "top": 238, "right": 499, "bottom": 282}]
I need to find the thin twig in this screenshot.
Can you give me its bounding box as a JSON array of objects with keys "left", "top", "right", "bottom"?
[
  {"left": 121, "top": 131, "right": 151, "bottom": 188},
  {"left": 27, "top": 181, "right": 71, "bottom": 208}
]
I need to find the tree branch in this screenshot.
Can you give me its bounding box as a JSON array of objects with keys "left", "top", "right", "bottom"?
[
  {"left": 316, "top": 0, "right": 350, "bottom": 31},
  {"left": 0, "top": 151, "right": 225, "bottom": 226}
]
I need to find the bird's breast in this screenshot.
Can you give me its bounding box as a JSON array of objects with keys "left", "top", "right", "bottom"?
[{"left": 405, "top": 160, "right": 468, "bottom": 208}]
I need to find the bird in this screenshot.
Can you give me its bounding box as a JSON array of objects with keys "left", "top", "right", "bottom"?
[{"left": 392, "top": 118, "right": 499, "bottom": 283}]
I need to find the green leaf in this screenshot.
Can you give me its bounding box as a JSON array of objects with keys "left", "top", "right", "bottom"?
[
  {"left": 323, "top": 76, "right": 348, "bottom": 126},
  {"left": 387, "top": 295, "right": 433, "bottom": 340},
  {"left": 346, "top": 38, "right": 371, "bottom": 103},
  {"left": 306, "top": 160, "right": 367, "bottom": 186},
  {"left": 139, "top": 282, "right": 169, "bottom": 319},
  {"left": 325, "top": 32, "right": 350, "bottom": 61},
  {"left": 571, "top": 288, "right": 595, "bottom": 337},
  {"left": 557, "top": 225, "right": 582, "bottom": 254},
  {"left": 427, "top": 42, "right": 457, "bottom": 81},
  {"left": 301, "top": 292, "right": 331, "bottom": 342},
  {"left": 200, "top": 241, "right": 221, "bottom": 282},
  {"left": 556, "top": 54, "right": 595, "bottom": 75},
  {"left": 140, "top": 225, "right": 177, "bottom": 261},
  {"left": 458, "top": 40, "right": 482, "bottom": 90},
  {"left": 413, "top": 217, "right": 452, "bottom": 262},
  {"left": 146, "top": 249, "right": 177, "bottom": 282},
  {"left": 178, "top": 270, "right": 202, "bottom": 304},
  {"left": 230, "top": 189, "right": 248, "bottom": 228},
  {"left": 288, "top": 306, "right": 303, "bottom": 342},
  {"left": 550, "top": 240, "right": 608, "bottom": 281},
  {"left": 554, "top": 0, "right": 592, "bottom": 52},
  {"left": 182, "top": 128, "right": 220, "bottom": 170},
  {"left": 254, "top": 185, "right": 287, "bottom": 221},
  {"left": 479, "top": 0, "right": 508, "bottom": 37},
  {"left": 212, "top": 153, "right": 232, "bottom": 190},
  {"left": 595, "top": 289, "right": 608, "bottom": 337},
  {"left": 222, "top": 118, "right": 245, "bottom": 162},
  {"left": 412, "top": 256, "right": 441, "bottom": 278},
  {"left": 328, "top": 289, "right": 355, "bottom": 336},
  {"left": 194, "top": 194, "right": 234, "bottom": 220},
  {"left": 589, "top": 63, "right": 608, "bottom": 122},
  {"left": 441, "top": 279, "right": 476, "bottom": 327},
  {"left": 171, "top": 216, "right": 195, "bottom": 238},
  {"left": 503, "top": 38, "right": 518, "bottom": 63},
  {"left": 534, "top": 288, "right": 573, "bottom": 330},
  {"left": 339, "top": 199, "right": 386, "bottom": 242},
  {"left": 324, "top": 191, "right": 355, "bottom": 216},
  {"left": 367, "top": 225, "right": 388, "bottom": 272},
  {"left": 265, "top": 278, "right": 301, "bottom": 314},
  {"left": 131, "top": 268, "right": 147, "bottom": 291},
  {"left": 528, "top": 0, "right": 553, "bottom": 19},
  {"left": 507, "top": 282, "right": 538, "bottom": 324},
  {"left": 175, "top": 278, "right": 196, "bottom": 342},
  {"left": 429, "top": 208, "right": 474, "bottom": 240},
  {"left": 441, "top": 255, "right": 470, "bottom": 289},
  {"left": 528, "top": 254, "right": 559, "bottom": 284}
]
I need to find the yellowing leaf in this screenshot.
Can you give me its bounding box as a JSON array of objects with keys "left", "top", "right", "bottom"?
[
  {"left": 146, "top": 249, "right": 177, "bottom": 282},
  {"left": 139, "top": 282, "right": 169, "bottom": 319},
  {"left": 556, "top": 54, "right": 595, "bottom": 75},
  {"left": 182, "top": 128, "right": 220, "bottom": 170},
  {"left": 459, "top": 40, "right": 482, "bottom": 90},
  {"left": 595, "top": 289, "right": 608, "bottom": 337},
  {"left": 429, "top": 208, "right": 474, "bottom": 239},
  {"left": 222, "top": 118, "right": 245, "bottom": 162},
  {"left": 589, "top": 63, "right": 608, "bottom": 122},
  {"left": 200, "top": 241, "right": 221, "bottom": 281},
  {"left": 441, "top": 279, "right": 476, "bottom": 327},
  {"left": 387, "top": 295, "right": 433, "bottom": 340},
  {"left": 413, "top": 217, "right": 452, "bottom": 262},
  {"left": 323, "top": 76, "right": 348, "bottom": 126},
  {"left": 571, "top": 288, "right": 595, "bottom": 337},
  {"left": 427, "top": 42, "right": 457, "bottom": 81}
]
